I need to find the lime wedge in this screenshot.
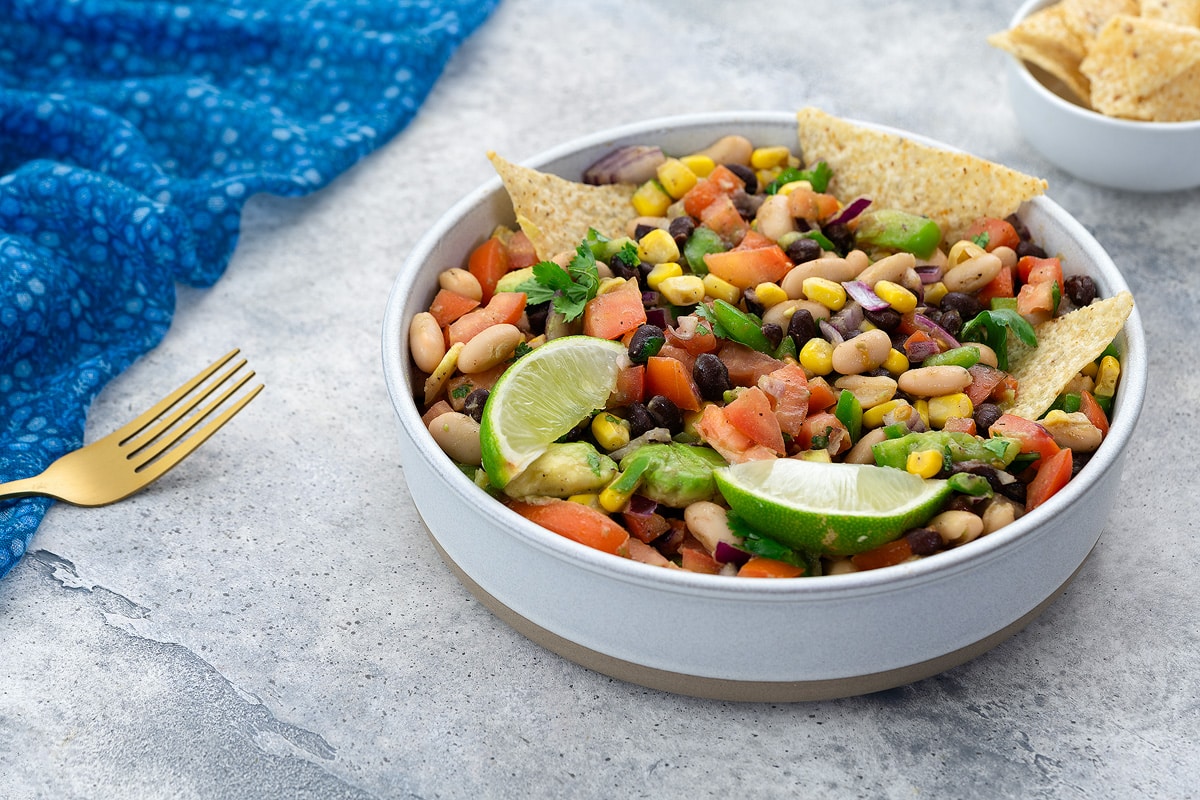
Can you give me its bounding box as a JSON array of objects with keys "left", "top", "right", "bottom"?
[
  {"left": 480, "top": 335, "right": 628, "bottom": 488},
  {"left": 713, "top": 459, "right": 951, "bottom": 556}
]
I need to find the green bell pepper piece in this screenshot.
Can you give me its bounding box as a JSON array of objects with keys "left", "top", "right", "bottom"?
[{"left": 854, "top": 209, "right": 942, "bottom": 259}]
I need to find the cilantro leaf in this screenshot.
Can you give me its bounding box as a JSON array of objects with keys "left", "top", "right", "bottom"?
[
  {"left": 693, "top": 302, "right": 730, "bottom": 340},
  {"left": 971, "top": 231, "right": 991, "bottom": 249},
  {"left": 727, "top": 513, "right": 811, "bottom": 570},
  {"left": 960, "top": 308, "right": 1037, "bottom": 370},
  {"left": 513, "top": 236, "right": 601, "bottom": 323}
]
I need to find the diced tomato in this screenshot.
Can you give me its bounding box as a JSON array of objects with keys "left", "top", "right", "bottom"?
[
  {"left": 702, "top": 238, "right": 791, "bottom": 289},
  {"left": 583, "top": 279, "right": 647, "bottom": 340},
  {"left": 796, "top": 411, "right": 850, "bottom": 455},
  {"left": 445, "top": 364, "right": 504, "bottom": 411},
  {"left": 717, "top": 341, "right": 785, "bottom": 387},
  {"left": 428, "top": 288, "right": 480, "bottom": 328},
  {"left": 421, "top": 399, "right": 454, "bottom": 427},
  {"left": 666, "top": 319, "right": 719, "bottom": 355},
  {"left": 699, "top": 193, "right": 750, "bottom": 241},
  {"left": 1026, "top": 447, "right": 1073, "bottom": 512},
  {"left": 627, "top": 538, "right": 674, "bottom": 568},
  {"left": 693, "top": 404, "right": 779, "bottom": 464},
  {"left": 976, "top": 263, "right": 1015, "bottom": 304},
  {"left": 655, "top": 343, "right": 697, "bottom": 375},
  {"left": 446, "top": 291, "right": 527, "bottom": 345},
  {"left": 467, "top": 236, "right": 510, "bottom": 304},
  {"left": 682, "top": 164, "right": 745, "bottom": 218},
  {"left": 1017, "top": 255, "right": 1064, "bottom": 286},
  {"left": 723, "top": 386, "right": 786, "bottom": 455},
  {"left": 1080, "top": 390, "right": 1110, "bottom": 436},
  {"left": 737, "top": 556, "right": 805, "bottom": 578},
  {"left": 622, "top": 509, "right": 671, "bottom": 543},
  {"left": 609, "top": 365, "right": 645, "bottom": 408},
  {"left": 506, "top": 498, "right": 630, "bottom": 556},
  {"left": 942, "top": 416, "right": 977, "bottom": 435},
  {"left": 1016, "top": 279, "right": 1058, "bottom": 317},
  {"left": 506, "top": 229, "right": 539, "bottom": 269},
  {"left": 963, "top": 217, "right": 1021, "bottom": 252},
  {"left": 680, "top": 542, "right": 723, "bottom": 574},
  {"left": 645, "top": 355, "right": 702, "bottom": 412},
  {"left": 989, "top": 413, "right": 1061, "bottom": 463},
  {"left": 787, "top": 187, "right": 840, "bottom": 222},
  {"left": 965, "top": 363, "right": 1009, "bottom": 406},
  {"left": 806, "top": 376, "right": 837, "bottom": 411},
  {"left": 850, "top": 538, "right": 913, "bottom": 571},
  {"left": 757, "top": 363, "right": 810, "bottom": 438}
]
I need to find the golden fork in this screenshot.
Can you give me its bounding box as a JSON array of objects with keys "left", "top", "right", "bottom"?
[{"left": 0, "top": 349, "right": 263, "bottom": 506}]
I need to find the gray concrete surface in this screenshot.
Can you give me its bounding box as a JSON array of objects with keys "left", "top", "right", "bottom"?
[{"left": 2, "top": 1, "right": 1197, "bottom": 797}]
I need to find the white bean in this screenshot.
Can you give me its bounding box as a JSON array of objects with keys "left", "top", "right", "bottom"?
[
  {"left": 438, "top": 267, "right": 482, "bottom": 301},
  {"left": 833, "top": 374, "right": 898, "bottom": 408},
  {"left": 428, "top": 411, "right": 483, "bottom": 466},
  {"left": 831, "top": 329, "right": 892, "bottom": 375},
  {"left": 929, "top": 509, "right": 984, "bottom": 544},
  {"left": 943, "top": 252, "right": 1002, "bottom": 294},
  {"left": 898, "top": 365, "right": 972, "bottom": 397},
  {"left": 409, "top": 311, "right": 446, "bottom": 373},
  {"left": 781, "top": 258, "right": 860, "bottom": 298},
  {"left": 982, "top": 497, "right": 1020, "bottom": 535},
  {"left": 844, "top": 427, "right": 888, "bottom": 465},
  {"left": 457, "top": 323, "right": 523, "bottom": 373},
  {"left": 755, "top": 194, "right": 796, "bottom": 242},
  {"left": 762, "top": 298, "right": 830, "bottom": 328},
  {"left": 684, "top": 501, "right": 738, "bottom": 554},
  {"left": 854, "top": 252, "right": 916, "bottom": 287},
  {"left": 694, "top": 134, "right": 753, "bottom": 166}
]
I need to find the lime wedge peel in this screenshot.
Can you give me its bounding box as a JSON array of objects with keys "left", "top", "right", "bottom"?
[
  {"left": 714, "top": 459, "right": 951, "bottom": 557},
  {"left": 480, "top": 335, "right": 628, "bottom": 488}
]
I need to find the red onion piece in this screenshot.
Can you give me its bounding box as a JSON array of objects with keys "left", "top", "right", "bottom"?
[
  {"left": 626, "top": 494, "right": 658, "bottom": 516},
  {"left": 583, "top": 145, "right": 666, "bottom": 185},
  {"left": 842, "top": 280, "right": 890, "bottom": 311},
  {"left": 905, "top": 338, "right": 942, "bottom": 363},
  {"left": 826, "top": 195, "right": 871, "bottom": 227},
  {"left": 670, "top": 313, "right": 700, "bottom": 341},
  {"left": 911, "top": 312, "right": 960, "bottom": 349},
  {"left": 644, "top": 306, "right": 670, "bottom": 329},
  {"left": 714, "top": 541, "right": 752, "bottom": 566},
  {"left": 818, "top": 319, "right": 844, "bottom": 345},
  {"left": 914, "top": 265, "right": 943, "bottom": 284}
]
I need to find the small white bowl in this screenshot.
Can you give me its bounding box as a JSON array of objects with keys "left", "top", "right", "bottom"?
[
  {"left": 381, "top": 111, "right": 1147, "bottom": 701},
  {"left": 1005, "top": 0, "right": 1200, "bottom": 192}
]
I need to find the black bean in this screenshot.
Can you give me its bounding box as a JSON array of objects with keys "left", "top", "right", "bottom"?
[
  {"left": 939, "top": 291, "right": 983, "bottom": 321},
  {"left": 668, "top": 216, "right": 695, "bottom": 250},
  {"left": 462, "top": 388, "right": 489, "bottom": 423},
  {"left": 633, "top": 223, "right": 658, "bottom": 241},
  {"left": 824, "top": 222, "right": 854, "bottom": 254},
  {"left": 998, "top": 480, "right": 1027, "bottom": 504},
  {"left": 560, "top": 416, "right": 592, "bottom": 443},
  {"left": 974, "top": 402, "right": 1003, "bottom": 434},
  {"left": 626, "top": 402, "right": 656, "bottom": 438},
  {"left": 726, "top": 163, "right": 758, "bottom": 194},
  {"left": 1016, "top": 240, "right": 1047, "bottom": 260},
  {"left": 1064, "top": 274, "right": 1097, "bottom": 307},
  {"left": 1005, "top": 213, "right": 1031, "bottom": 242},
  {"left": 787, "top": 308, "right": 818, "bottom": 349},
  {"left": 693, "top": 352, "right": 731, "bottom": 401},
  {"left": 524, "top": 301, "right": 550, "bottom": 336},
  {"left": 864, "top": 306, "right": 902, "bottom": 331},
  {"left": 1071, "top": 451, "right": 1092, "bottom": 478},
  {"left": 646, "top": 395, "right": 683, "bottom": 433},
  {"left": 761, "top": 322, "right": 784, "bottom": 350},
  {"left": 905, "top": 528, "right": 943, "bottom": 556},
  {"left": 731, "top": 190, "right": 762, "bottom": 220},
  {"left": 785, "top": 236, "right": 823, "bottom": 264},
  {"left": 627, "top": 323, "right": 665, "bottom": 365},
  {"left": 937, "top": 308, "right": 963, "bottom": 338}
]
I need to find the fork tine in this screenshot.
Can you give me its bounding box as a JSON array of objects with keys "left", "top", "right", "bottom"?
[
  {"left": 129, "top": 367, "right": 257, "bottom": 467},
  {"left": 122, "top": 356, "right": 250, "bottom": 456},
  {"left": 110, "top": 349, "right": 242, "bottom": 443},
  {"left": 128, "top": 382, "right": 264, "bottom": 484}
]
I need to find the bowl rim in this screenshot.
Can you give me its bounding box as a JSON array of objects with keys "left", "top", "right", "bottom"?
[
  {"left": 1008, "top": 0, "right": 1200, "bottom": 132},
  {"left": 381, "top": 110, "right": 1148, "bottom": 602}
]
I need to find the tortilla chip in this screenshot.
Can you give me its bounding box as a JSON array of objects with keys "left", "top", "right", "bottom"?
[
  {"left": 1081, "top": 14, "right": 1200, "bottom": 119},
  {"left": 1140, "top": 0, "right": 1200, "bottom": 27},
  {"left": 1004, "top": 290, "right": 1134, "bottom": 420},
  {"left": 795, "top": 107, "right": 1048, "bottom": 244},
  {"left": 1061, "top": 0, "right": 1140, "bottom": 39},
  {"left": 988, "top": 4, "right": 1093, "bottom": 104},
  {"left": 487, "top": 152, "right": 636, "bottom": 261}
]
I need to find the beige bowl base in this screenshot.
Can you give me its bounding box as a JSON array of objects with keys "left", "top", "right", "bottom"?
[{"left": 428, "top": 533, "right": 1081, "bottom": 703}]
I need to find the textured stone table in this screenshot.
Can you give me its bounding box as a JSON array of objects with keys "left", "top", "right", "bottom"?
[{"left": 3, "top": 1, "right": 1197, "bottom": 797}]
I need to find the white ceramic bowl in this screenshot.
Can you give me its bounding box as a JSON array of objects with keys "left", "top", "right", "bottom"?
[
  {"left": 1004, "top": 0, "right": 1200, "bottom": 192},
  {"left": 381, "top": 111, "right": 1147, "bottom": 701}
]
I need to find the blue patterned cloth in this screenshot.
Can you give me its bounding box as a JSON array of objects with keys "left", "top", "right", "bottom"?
[{"left": 0, "top": 0, "right": 500, "bottom": 577}]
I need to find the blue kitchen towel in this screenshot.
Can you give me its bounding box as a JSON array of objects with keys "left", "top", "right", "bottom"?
[{"left": 0, "top": 0, "right": 501, "bottom": 577}]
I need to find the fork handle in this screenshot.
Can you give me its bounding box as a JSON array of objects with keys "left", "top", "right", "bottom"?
[{"left": 0, "top": 476, "right": 57, "bottom": 502}]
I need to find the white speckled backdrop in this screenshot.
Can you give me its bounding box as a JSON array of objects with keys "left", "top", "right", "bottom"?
[{"left": 2, "top": 1, "right": 1195, "bottom": 798}]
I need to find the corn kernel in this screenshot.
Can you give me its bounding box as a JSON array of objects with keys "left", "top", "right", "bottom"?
[
  {"left": 1081, "top": 361, "right": 1099, "bottom": 378},
  {"left": 928, "top": 393, "right": 974, "bottom": 429},
  {"left": 796, "top": 449, "right": 833, "bottom": 463},
  {"left": 923, "top": 281, "right": 949, "bottom": 307},
  {"left": 599, "top": 483, "right": 634, "bottom": 513},
  {"left": 915, "top": 398, "right": 930, "bottom": 427},
  {"left": 799, "top": 337, "right": 834, "bottom": 376},
  {"left": 777, "top": 179, "right": 813, "bottom": 196},
  {"left": 680, "top": 154, "right": 715, "bottom": 177},
  {"left": 947, "top": 239, "right": 987, "bottom": 268},
  {"left": 655, "top": 158, "right": 699, "bottom": 199},
  {"left": 750, "top": 145, "right": 791, "bottom": 170},
  {"left": 906, "top": 449, "right": 944, "bottom": 478},
  {"left": 874, "top": 280, "right": 918, "bottom": 314},
  {"left": 591, "top": 412, "right": 631, "bottom": 452},
  {"left": 702, "top": 273, "right": 741, "bottom": 304},
  {"left": 596, "top": 276, "right": 627, "bottom": 296},
  {"left": 567, "top": 493, "right": 602, "bottom": 510},
  {"left": 753, "top": 281, "right": 788, "bottom": 308},
  {"left": 883, "top": 348, "right": 909, "bottom": 376},
  {"left": 1094, "top": 354, "right": 1120, "bottom": 397},
  {"left": 862, "top": 399, "right": 909, "bottom": 428},
  {"left": 802, "top": 277, "right": 847, "bottom": 311},
  {"left": 637, "top": 227, "right": 680, "bottom": 264},
  {"left": 645, "top": 261, "right": 683, "bottom": 291},
  {"left": 659, "top": 275, "right": 706, "bottom": 306},
  {"left": 631, "top": 179, "right": 672, "bottom": 217}
]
